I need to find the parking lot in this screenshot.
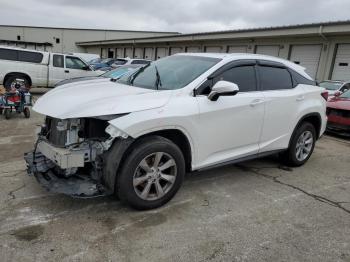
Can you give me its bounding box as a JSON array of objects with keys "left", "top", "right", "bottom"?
[{"left": 0, "top": 106, "right": 349, "bottom": 261}]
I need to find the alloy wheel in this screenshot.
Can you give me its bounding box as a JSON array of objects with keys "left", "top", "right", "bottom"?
[
  {"left": 133, "top": 152, "right": 177, "bottom": 201},
  {"left": 295, "top": 131, "right": 314, "bottom": 161}
]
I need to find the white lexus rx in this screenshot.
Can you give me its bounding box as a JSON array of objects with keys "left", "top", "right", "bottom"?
[{"left": 25, "top": 53, "right": 328, "bottom": 210}]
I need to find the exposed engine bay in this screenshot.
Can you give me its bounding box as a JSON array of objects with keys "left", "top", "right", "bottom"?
[{"left": 24, "top": 116, "right": 132, "bottom": 197}]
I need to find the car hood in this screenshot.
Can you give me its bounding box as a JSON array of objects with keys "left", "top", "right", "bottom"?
[
  {"left": 327, "top": 98, "right": 350, "bottom": 110},
  {"left": 33, "top": 79, "right": 172, "bottom": 119}
]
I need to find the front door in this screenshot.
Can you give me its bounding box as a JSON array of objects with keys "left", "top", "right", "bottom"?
[{"left": 194, "top": 63, "right": 265, "bottom": 168}]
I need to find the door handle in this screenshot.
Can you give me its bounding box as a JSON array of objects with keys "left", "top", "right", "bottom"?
[
  {"left": 250, "top": 99, "right": 264, "bottom": 107},
  {"left": 64, "top": 70, "right": 70, "bottom": 73},
  {"left": 296, "top": 95, "right": 305, "bottom": 101}
]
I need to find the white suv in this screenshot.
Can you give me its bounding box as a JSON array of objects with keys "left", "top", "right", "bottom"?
[{"left": 25, "top": 53, "right": 327, "bottom": 210}]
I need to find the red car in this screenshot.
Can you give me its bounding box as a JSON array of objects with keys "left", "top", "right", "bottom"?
[{"left": 326, "top": 90, "right": 350, "bottom": 135}]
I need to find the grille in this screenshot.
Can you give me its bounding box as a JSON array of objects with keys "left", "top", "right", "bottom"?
[{"left": 327, "top": 108, "right": 350, "bottom": 118}]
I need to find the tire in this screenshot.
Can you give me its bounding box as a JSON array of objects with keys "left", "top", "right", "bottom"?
[
  {"left": 24, "top": 107, "right": 30, "bottom": 118},
  {"left": 4, "top": 108, "right": 11, "bottom": 120},
  {"left": 280, "top": 122, "right": 316, "bottom": 167},
  {"left": 116, "top": 136, "right": 185, "bottom": 210},
  {"left": 4, "top": 75, "right": 30, "bottom": 90}
]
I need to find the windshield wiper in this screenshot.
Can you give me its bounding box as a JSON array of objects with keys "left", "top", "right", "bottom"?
[
  {"left": 129, "top": 64, "right": 151, "bottom": 85},
  {"left": 154, "top": 65, "right": 162, "bottom": 90}
]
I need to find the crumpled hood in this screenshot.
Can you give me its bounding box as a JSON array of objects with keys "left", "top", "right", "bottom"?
[{"left": 33, "top": 79, "right": 172, "bottom": 119}]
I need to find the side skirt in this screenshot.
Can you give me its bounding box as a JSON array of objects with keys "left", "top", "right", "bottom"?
[{"left": 196, "top": 149, "right": 285, "bottom": 172}]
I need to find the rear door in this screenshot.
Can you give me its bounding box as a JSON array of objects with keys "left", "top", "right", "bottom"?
[{"left": 257, "top": 61, "right": 306, "bottom": 153}]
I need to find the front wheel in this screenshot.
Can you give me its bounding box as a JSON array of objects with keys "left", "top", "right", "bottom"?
[
  {"left": 4, "top": 108, "right": 11, "bottom": 119},
  {"left": 24, "top": 107, "right": 30, "bottom": 118},
  {"left": 280, "top": 122, "right": 316, "bottom": 167},
  {"left": 116, "top": 136, "right": 185, "bottom": 210}
]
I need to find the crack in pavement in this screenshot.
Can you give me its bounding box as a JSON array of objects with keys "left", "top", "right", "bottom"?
[
  {"left": 7, "top": 183, "right": 26, "bottom": 200},
  {"left": 236, "top": 164, "right": 350, "bottom": 215},
  {"left": 0, "top": 170, "right": 25, "bottom": 178}
]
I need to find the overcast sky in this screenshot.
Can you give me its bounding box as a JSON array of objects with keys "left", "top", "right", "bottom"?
[{"left": 0, "top": 0, "right": 349, "bottom": 33}]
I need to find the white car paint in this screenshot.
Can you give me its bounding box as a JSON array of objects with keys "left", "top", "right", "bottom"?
[
  {"left": 0, "top": 46, "right": 102, "bottom": 87},
  {"left": 33, "top": 53, "right": 326, "bottom": 171}
]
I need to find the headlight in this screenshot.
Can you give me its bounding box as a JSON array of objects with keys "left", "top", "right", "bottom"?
[{"left": 93, "top": 113, "right": 129, "bottom": 121}]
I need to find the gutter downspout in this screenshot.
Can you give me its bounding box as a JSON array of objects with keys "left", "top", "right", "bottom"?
[{"left": 319, "top": 25, "right": 328, "bottom": 40}]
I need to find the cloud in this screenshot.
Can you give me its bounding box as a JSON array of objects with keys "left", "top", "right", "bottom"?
[{"left": 0, "top": 0, "right": 349, "bottom": 33}]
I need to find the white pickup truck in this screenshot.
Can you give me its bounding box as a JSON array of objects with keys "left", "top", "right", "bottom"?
[{"left": 0, "top": 46, "right": 102, "bottom": 88}]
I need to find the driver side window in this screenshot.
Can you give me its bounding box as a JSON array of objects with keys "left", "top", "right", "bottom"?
[{"left": 65, "top": 56, "right": 86, "bottom": 70}]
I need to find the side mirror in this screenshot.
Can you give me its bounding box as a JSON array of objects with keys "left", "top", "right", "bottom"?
[
  {"left": 208, "top": 81, "right": 239, "bottom": 101},
  {"left": 82, "top": 65, "right": 92, "bottom": 71},
  {"left": 334, "top": 91, "right": 342, "bottom": 97}
]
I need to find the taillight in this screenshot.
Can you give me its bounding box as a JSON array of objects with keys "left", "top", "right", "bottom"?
[{"left": 321, "top": 91, "right": 328, "bottom": 101}]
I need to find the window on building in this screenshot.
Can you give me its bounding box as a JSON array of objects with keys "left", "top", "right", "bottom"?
[
  {"left": 259, "top": 66, "right": 293, "bottom": 90},
  {"left": 56, "top": 38, "right": 60, "bottom": 44},
  {"left": 18, "top": 50, "right": 43, "bottom": 63},
  {"left": 53, "top": 54, "right": 64, "bottom": 68},
  {"left": 65, "top": 56, "right": 86, "bottom": 70},
  {"left": 17, "top": 35, "right": 21, "bottom": 41},
  {"left": 214, "top": 66, "right": 257, "bottom": 92}
]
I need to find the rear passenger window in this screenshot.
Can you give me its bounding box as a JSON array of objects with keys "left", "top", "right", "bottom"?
[
  {"left": 0, "top": 48, "right": 18, "bottom": 61},
  {"left": 259, "top": 66, "right": 293, "bottom": 90},
  {"left": 215, "top": 66, "right": 257, "bottom": 92},
  {"left": 18, "top": 51, "right": 43, "bottom": 63},
  {"left": 53, "top": 55, "right": 64, "bottom": 68}
]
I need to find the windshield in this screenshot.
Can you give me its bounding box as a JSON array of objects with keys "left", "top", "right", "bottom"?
[
  {"left": 113, "top": 59, "right": 127, "bottom": 65},
  {"left": 319, "top": 81, "right": 343, "bottom": 90},
  {"left": 117, "top": 55, "right": 221, "bottom": 90},
  {"left": 101, "top": 67, "right": 138, "bottom": 78},
  {"left": 340, "top": 90, "right": 350, "bottom": 98}
]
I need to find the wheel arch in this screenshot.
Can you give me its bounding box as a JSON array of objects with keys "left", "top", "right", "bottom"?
[
  {"left": 4, "top": 72, "right": 32, "bottom": 87},
  {"left": 289, "top": 112, "right": 322, "bottom": 148}
]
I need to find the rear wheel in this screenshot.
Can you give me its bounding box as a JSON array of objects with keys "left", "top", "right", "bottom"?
[
  {"left": 4, "top": 75, "right": 30, "bottom": 90},
  {"left": 116, "top": 136, "right": 185, "bottom": 210},
  {"left": 280, "top": 122, "right": 316, "bottom": 167}
]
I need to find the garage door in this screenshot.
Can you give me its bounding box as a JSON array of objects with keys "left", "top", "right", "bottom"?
[
  {"left": 205, "top": 46, "right": 222, "bottom": 53},
  {"left": 170, "top": 47, "right": 183, "bottom": 55},
  {"left": 289, "top": 45, "right": 322, "bottom": 79},
  {"left": 227, "top": 46, "right": 247, "bottom": 53},
  {"left": 144, "top": 48, "right": 154, "bottom": 60},
  {"left": 116, "top": 48, "right": 124, "bottom": 58},
  {"left": 124, "top": 47, "right": 133, "bottom": 58},
  {"left": 134, "top": 48, "right": 143, "bottom": 59},
  {"left": 156, "top": 47, "right": 167, "bottom": 59},
  {"left": 255, "top": 45, "right": 280, "bottom": 57},
  {"left": 332, "top": 44, "right": 350, "bottom": 80},
  {"left": 101, "top": 48, "right": 107, "bottom": 58},
  {"left": 186, "top": 46, "right": 201, "bottom": 53}
]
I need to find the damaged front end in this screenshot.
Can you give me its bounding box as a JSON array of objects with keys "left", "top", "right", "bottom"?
[{"left": 24, "top": 116, "right": 132, "bottom": 198}]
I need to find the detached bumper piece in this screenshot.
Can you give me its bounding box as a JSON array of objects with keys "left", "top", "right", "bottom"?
[{"left": 24, "top": 151, "right": 112, "bottom": 198}]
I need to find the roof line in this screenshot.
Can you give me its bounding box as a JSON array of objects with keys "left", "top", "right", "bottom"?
[
  {"left": 76, "top": 20, "right": 350, "bottom": 45},
  {"left": 0, "top": 24, "right": 180, "bottom": 34}
]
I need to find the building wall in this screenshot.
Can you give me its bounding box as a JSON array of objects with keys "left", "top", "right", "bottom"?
[
  {"left": 84, "top": 35, "right": 350, "bottom": 81},
  {"left": 0, "top": 25, "right": 177, "bottom": 54}
]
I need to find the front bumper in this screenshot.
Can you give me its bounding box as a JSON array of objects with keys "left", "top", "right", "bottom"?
[
  {"left": 24, "top": 151, "right": 112, "bottom": 198},
  {"left": 326, "top": 122, "right": 350, "bottom": 136}
]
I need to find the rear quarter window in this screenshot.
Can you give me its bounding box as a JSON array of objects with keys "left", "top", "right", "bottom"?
[
  {"left": 18, "top": 50, "right": 43, "bottom": 63},
  {"left": 0, "top": 48, "right": 18, "bottom": 61}
]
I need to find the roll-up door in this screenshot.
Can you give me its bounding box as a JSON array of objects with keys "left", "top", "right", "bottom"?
[
  {"left": 186, "top": 46, "right": 201, "bottom": 53},
  {"left": 134, "top": 48, "right": 143, "bottom": 58},
  {"left": 144, "top": 48, "right": 154, "bottom": 60},
  {"left": 227, "top": 46, "right": 247, "bottom": 53},
  {"left": 332, "top": 44, "right": 350, "bottom": 80},
  {"left": 255, "top": 45, "right": 280, "bottom": 57},
  {"left": 116, "top": 48, "right": 124, "bottom": 58},
  {"left": 205, "top": 46, "right": 222, "bottom": 53},
  {"left": 124, "top": 47, "right": 133, "bottom": 58},
  {"left": 289, "top": 45, "right": 322, "bottom": 79},
  {"left": 156, "top": 47, "right": 167, "bottom": 59},
  {"left": 170, "top": 47, "right": 183, "bottom": 55}
]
